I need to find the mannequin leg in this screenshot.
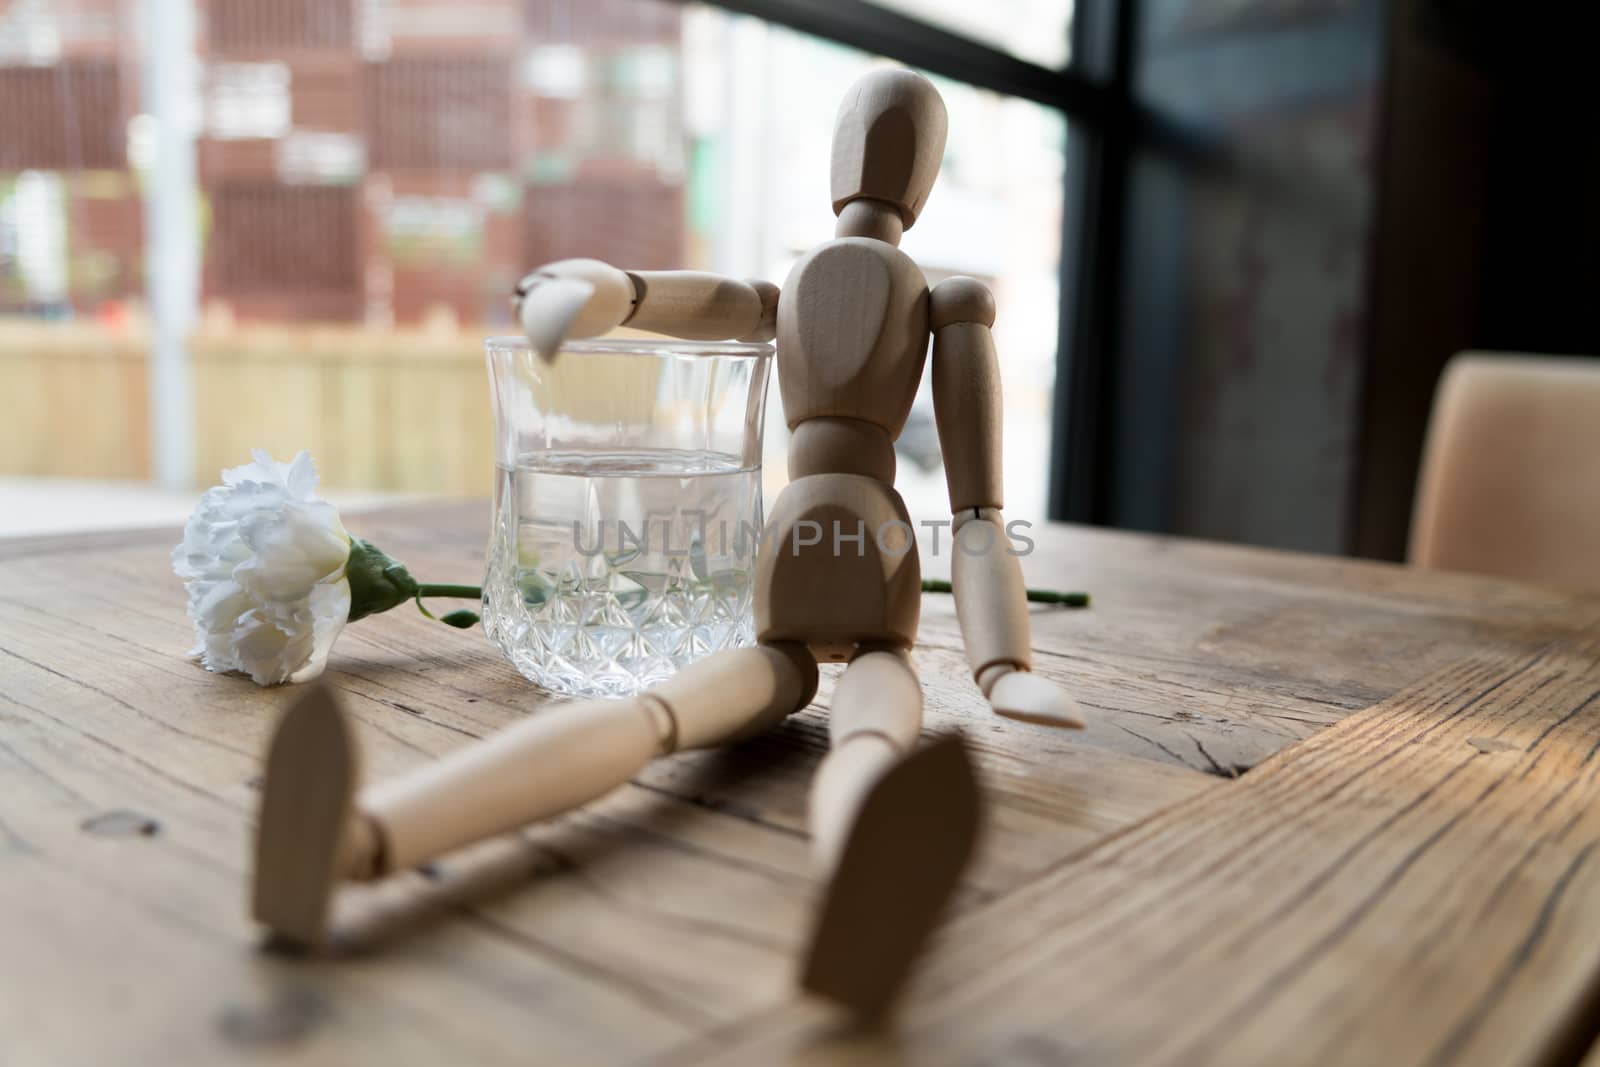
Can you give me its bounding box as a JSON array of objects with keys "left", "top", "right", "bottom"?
[
  {"left": 253, "top": 642, "right": 816, "bottom": 948},
  {"left": 801, "top": 645, "right": 982, "bottom": 1018},
  {"left": 808, "top": 646, "right": 923, "bottom": 868}
]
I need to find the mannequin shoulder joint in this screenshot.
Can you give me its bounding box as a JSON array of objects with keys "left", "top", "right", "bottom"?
[{"left": 928, "top": 276, "right": 995, "bottom": 330}]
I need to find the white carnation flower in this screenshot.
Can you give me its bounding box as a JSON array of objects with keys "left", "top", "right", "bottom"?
[
  {"left": 173, "top": 450, "right": 353, "bottom": 685},
  {"left": 174, "top": 451, "right": 485, "bottom": 688}
]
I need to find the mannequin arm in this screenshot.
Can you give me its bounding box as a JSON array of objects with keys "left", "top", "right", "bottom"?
[
  {"left": 513, "top": 258, "right": 778, "bottom": 357},
  {"left": 627, "top": 270, "right": 779, "bottom": 342},
  {"left": 929, "top": 277, "right": 1084, "bottom": 729}
]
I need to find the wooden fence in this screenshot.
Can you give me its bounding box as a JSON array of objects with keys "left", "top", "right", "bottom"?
[{"left": 0, "top": 321, "right": 496, "bottom": 495}]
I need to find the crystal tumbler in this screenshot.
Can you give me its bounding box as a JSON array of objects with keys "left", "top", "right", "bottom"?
[{"left": 482, "top": 335, "right": 772, "bottom": 696}]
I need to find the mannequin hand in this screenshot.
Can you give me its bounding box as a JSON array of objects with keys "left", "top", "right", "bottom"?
[
  {"left": 512, "top": 258, "right": 635, "bottom": 361},
  {"left": 984, "top": 667, "right": 1085, "bottom": 729}
]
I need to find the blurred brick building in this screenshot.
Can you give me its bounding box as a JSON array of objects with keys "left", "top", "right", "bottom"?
[{"left": 0, "top": 0, "right": 687, "bottom": 325}]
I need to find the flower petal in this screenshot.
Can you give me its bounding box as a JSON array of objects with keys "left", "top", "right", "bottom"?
[
  {"left": 288, "top": 577, "right": 350, "bottom": 684},
  {"left": 236, "top": 502, "right": 351, "bottom": 604},
  {"left": 174, "top": 450, "right": 353, "bottom": 688}
]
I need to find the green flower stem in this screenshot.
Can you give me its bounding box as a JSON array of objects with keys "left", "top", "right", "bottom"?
[
  {"left": 919, "top": 579, "right": 1090, "bottom": 607},
  {"left": 415, "top": 583, "right": 484, "bottom": 600},
  {"left": 346, "top": 537, "right": 487, "bottom": 627},
  {"left": 413, "top": 585, "right": 484, "bottom": 629},
  {"left": 415, "top": 579, "right": 1089, "bottom": 608}
]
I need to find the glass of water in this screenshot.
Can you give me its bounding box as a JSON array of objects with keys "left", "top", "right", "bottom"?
[{"left": 482, "top": 335, "right": 772, "bottom": 697}]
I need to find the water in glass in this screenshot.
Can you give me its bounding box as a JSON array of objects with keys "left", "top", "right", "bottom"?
[{"left": 485, "top": 447, "right": 762, "bottom": 697}]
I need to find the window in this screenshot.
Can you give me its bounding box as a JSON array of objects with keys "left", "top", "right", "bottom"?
[
  {"left": 868, "top": 0, "right": 1076, "bottom": 68},
  {"left": 0, "top": 0, "right": 1107, "bottom": 533}
]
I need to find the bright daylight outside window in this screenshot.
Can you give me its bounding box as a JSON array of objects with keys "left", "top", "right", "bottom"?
[
  {"left": 0, "top": 0, "right": 1067, "bottom": 532},
  {"left": 868, "top": 0, "right": 1075, "bottom": 68}
]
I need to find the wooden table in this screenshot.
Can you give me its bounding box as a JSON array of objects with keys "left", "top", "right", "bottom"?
[{"left": 5, "top": 503, "right": 1600, "bottom": 1066}]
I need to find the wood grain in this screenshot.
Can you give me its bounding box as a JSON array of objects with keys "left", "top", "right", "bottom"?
[
  {"left": 623, "top": 270, "right": 767, "bottom": 341},
  {"left": 775, "top": 238, "right": 928, "bottom": 436},
  {"left": 684, "top": 629, "right": 1600, "bottom": 1066},
  {"left": 829, "top": 68, "right": 947, "bottom": 226},
  {"left": 932, "top": 522, "right": 1600, "bottom": 777},
  {"left": 0, "top": 507, "right": 1209, "bottom": 1064},
  {"left": 4, "top": 503, "right": 1599, "bottom": 1065}
]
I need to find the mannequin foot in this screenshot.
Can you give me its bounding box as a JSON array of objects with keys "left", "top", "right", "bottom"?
[
  {"left": 800, "top": 734, "right": 981, "bottom": 1019},
  {"left": 253, "top": 686, "right": 364, "bottom": 949}
]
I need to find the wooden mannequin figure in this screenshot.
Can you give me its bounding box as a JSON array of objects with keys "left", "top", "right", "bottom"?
[{"left": 252, "top": 68, "right": 1084, "bottom": 1018}]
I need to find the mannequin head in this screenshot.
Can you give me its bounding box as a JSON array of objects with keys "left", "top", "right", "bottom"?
[{"left": 829, "top": 68, "right": 948, "bottom": 238}]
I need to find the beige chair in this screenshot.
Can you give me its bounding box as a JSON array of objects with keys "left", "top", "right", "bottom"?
[{"left": 1409, "top": 352, "right": 1600, "bottom": 593}]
